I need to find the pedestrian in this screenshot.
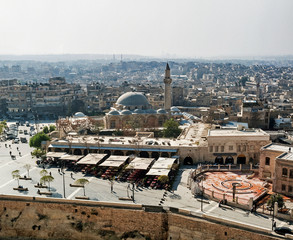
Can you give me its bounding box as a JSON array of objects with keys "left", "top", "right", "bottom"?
[
  {"left": 70, "top": 172, "right": 73, "bottom": 178},
  {"left": 37, "top": 189, "right": 40, "bottom": 195},
  {"left": 19, "top": 152, "right": 21, "bottom": 156},
  {"left": 9, "top": 145, "right": 11, "bottom": 148},
  {"left": 58, "top": 168, "right": 60, "bottom": 174},
  {"left": 9, "top": 151, "right": 11, "bottom": 155},
  {"left": 5, "top": 144, "right": 7, "bottom": 148},
  {"left": 49, "top": 172, "right": 52, "bottom": 176}
]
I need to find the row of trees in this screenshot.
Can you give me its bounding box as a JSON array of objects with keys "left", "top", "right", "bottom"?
[{"left": 12, "top": 167, "right": 89, "bottom": 196}]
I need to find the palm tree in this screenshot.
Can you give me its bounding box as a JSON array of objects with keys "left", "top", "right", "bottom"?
[
  {"left": 12, "top": 170, "right": 21, "bottom": 187},
  {"left": 75, "top": 178, "right": 89, "bottom": 196},
  {"left": 40, "top": 169, "right": 48, "bottom": 177},
  {"left": 40, "top": 175, "right": 54, "bottom": 192},
  {"left": 23, "top": 164, "right": 31, "bottom": 177}
]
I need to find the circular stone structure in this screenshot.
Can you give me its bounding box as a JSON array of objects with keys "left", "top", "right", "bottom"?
[{"left": 221, "top": 179, "right": 253, "bottom": 192}]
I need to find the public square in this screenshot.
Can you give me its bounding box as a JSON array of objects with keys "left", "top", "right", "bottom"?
[{"left": 0, "top": 121, "right": 291, "bottom": 237}]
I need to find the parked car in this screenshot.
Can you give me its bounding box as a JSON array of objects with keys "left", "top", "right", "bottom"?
[
  {"left": 274, "top": 227, "right": 293, "bottom": 236},
  {"left": 13, "top": 138, "right": 19, "bottom": 144}
]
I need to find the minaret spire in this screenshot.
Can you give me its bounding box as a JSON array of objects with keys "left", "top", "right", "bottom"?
[{"left": 164, "top": 63, "right": 172, "bottom": 110}]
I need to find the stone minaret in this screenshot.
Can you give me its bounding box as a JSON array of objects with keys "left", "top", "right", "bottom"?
[{"left": 164, "top": 63, "right": 172, "bottom": 110}]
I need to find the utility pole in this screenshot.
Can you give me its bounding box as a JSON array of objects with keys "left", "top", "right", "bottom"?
[{"left": 62, "top": 161, "right": 66, "bottom": 198}]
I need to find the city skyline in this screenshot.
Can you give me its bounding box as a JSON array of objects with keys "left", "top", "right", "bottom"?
[{"left": 0, "top": 0, "right": 293, "bottom": 58}]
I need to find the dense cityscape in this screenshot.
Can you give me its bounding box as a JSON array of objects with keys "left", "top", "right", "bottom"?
[
  {"left": 0, "top": 55, "right": 292, "bottom": 239},
  {"left": 1, "top": 0, "right": 293, "bottom": 239}
]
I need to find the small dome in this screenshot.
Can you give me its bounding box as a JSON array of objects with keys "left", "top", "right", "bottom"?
[
  {"left": 171, "top": 106, "right": 180, "bottom": 112},
  {"left": 116, "top": 92, "right": 150, "bottom": 107},
  {"left": 157, "top": 109, "right": 167, "bottom": 114},
  {"left": 108, "top": 110, "right": 120, "bottom": 115},
  {"left": 133, "top": 109, "right": 145, "bottom": 114},
  {"left": 121, "top": 110, "right": 132, "bottom": 115},
  {"left": 146, "top": 109, "right": 157, "bottom": 114},
  {"left": 74, "top": 112, "right": 86, "bottom": 118}
]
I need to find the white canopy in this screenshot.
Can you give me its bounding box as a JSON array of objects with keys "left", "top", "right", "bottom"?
[
  {"left": 46, "top": 152, "right": 66, "bottom": 158},
  {"left": 77, "top": 153, "right": 107, "bottom": 165},
  {"left": 126, "top": 157, "right": 155, "bottom": 170},
  {"left": 99, "top": 155, "right": 129, "bottom": 168},
  {"left": 151, "top": 157, "right": 176, "bottom": 169},
  {"left": 60, "top": 154, "right": 83, "bottom": 161},
  {"left": 146, "top": 168, "right": 171, "bottom": 176}
]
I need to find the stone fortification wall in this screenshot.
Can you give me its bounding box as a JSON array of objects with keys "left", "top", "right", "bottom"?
[{"left": 0, "top": 195, "right": 282, "bottom": 240}]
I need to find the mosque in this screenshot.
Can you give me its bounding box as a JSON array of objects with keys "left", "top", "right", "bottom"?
[{"left": 103, "top": 63, "right": 173, "bottom": 129}]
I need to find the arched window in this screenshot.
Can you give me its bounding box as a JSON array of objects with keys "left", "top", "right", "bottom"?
[
  {"left": 265, "top": 157, "right": 270, "bottom": 166},
  {"left": 290, "top": 169, "right": 293, "bottom": 178},
  {"left": 282, "top": 168, "right": 288, "bottom": 177}
]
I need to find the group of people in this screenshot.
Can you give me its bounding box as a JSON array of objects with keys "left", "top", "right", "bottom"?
[{"left": 8, "top": 146, "right": 21, "bottom": 157}]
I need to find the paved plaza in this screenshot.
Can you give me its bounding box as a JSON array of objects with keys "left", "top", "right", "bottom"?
[{"left": 0, "top": 121, "right": 292, "bottom": 237}]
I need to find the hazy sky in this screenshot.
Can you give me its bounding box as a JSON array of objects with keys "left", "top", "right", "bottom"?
[{"left": 0, "top": 0, "right": 293, "bottom": 58}]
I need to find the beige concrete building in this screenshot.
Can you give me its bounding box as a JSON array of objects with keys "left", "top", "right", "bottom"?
[
  {"left": 207, "top": 128, "right": 270, "bottom": 165},
  {"left": 259, "top": 143, "right": 293, "bottom": 196}
]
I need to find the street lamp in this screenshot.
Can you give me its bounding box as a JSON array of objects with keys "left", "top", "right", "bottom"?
[
  {"left": 272, "top": 203, "right": 276, "bottom": 230},
  {"left": 61, "top": 161, "right": 66, "bottom": 198}
]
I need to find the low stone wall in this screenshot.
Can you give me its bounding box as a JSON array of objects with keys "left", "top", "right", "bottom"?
[{"left": 0, "top": 195, "right": 283, "bottom": 240}]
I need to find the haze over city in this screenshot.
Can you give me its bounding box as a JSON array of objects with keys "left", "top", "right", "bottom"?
[{"left": 1, "top": 0, "right": 293, "bottom": 58}]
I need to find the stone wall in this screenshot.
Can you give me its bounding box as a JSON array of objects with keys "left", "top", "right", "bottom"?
[{"left": 0, "top": 195, "right": 282, "bottom": 240}]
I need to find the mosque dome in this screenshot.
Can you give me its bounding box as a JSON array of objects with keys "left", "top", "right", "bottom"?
[
  {"left": 121, "top": 109, "right": 132, "bottom": 115},
  {"left": 116, "top": 92, "right": 150, "bottom": 108},
  {"left": 133, "top": 109, "right": 145, "bottom": 114},
  {"left": 108, "top": 110, "right": 120, "bottom": 115},
  {"left": 171, "top": 106, "right": 180, "bottom": 112},
  {"left": 157, "top": 109, "right": 167, "bottom": 114},
  {"left": 145, "top": 109, "right": 157, "bottom": 114},
  {"left": 73, "top": 112, "right": 86, "bottom": 118}
]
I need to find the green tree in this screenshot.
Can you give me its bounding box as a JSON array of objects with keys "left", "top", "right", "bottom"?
[
  {"left": 267, "top": 193, "right": 284, "bottom": 209},
  {"left": 0, "top": 120, "right": 7, "bottom": 134},
  {"left": 31, "top": 149, "right": 46, "bottom": 158},
  {"left": 29, "top": 132, "right": 50, "bottom": 148},
  {"left": 40, "top": 175, "right": 54, "bottom": 191},
  {"left": 75, "top": 178, "right": 89, "bottom": 196},
  {"left": 163, "top": 119, "right": 181, "bottom": 138},
  {"left": 49, "top": 125, "right": 56, "bottom": 132},
  {"left": 12, "top": 170, "right": 21, "bottom": 187},
  {"left": 23, "top": 164, "right": 31, "bottom": 177},
  {"left": 158, "top": 175, "right": 169, "bottom": 184},
  {"left": 43, "top": 126, "right": 49, "bottom": 134},
  {"left": 40, "top": 169, "right": 48, "bottom": 177}
]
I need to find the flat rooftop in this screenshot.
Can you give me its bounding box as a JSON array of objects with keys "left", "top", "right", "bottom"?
[
  {"left": 263, "top": 143, "right": 292, "bottom": 152},
  {"left": 208, "top": 129, "right": 269, "bottom": 137}
]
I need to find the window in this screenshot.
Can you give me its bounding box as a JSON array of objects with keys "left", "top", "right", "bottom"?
[
  {"left": 229, "top": 145, "right": 233, "bottom": 151},
  {"left": 237, "top": 145, "right": 241, "bottom": 152},
  {"left": 110, "top": 120, "right": 116, "bottom": 128},
  {"left": 282, "top": 168, "right": 288, "bottom": 177},
  {"left": 289, "top": 186, "right": 293, "bottom": 193},
  {"left": 215, "top": 146, "right": 219, "bottom": 152},
  {"left": 242, "top": 145, "right": 246, "bottom": 151},
  {"left": 250, "top": 145, "right": 255, "bottom": 150},
  {"left": 282, "top": 184, "right": 286, "bottom": 191},
  {"left": 265, "top": 157, "right": 270, "bottom": 166},
  {"left": 290, "top": 170, "right": 293, "bottom": 179},
  {"left": 221, "top": 146, "right": 224, "bottom": 152},
  {"left": 209, "top": 146, "right": 213, "bottom": 152}
]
